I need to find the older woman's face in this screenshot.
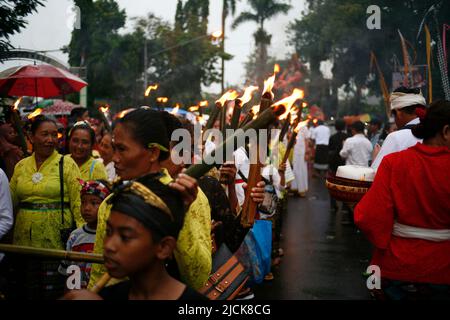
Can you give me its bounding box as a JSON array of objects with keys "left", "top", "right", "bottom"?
[
  {"left": 32, "top": 121, "right": 58, "bottom": 158},
  {"left": 112, "top": 123, "right": 158, "bottom": 180},
  {"left": 69, "top": 128, "right": 92, "bottom": 164},
  {"left": 99, "top": 134, "right": 114, "bottom": 164}
]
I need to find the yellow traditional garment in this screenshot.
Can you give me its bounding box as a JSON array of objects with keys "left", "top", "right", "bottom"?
[
  {"left": 9, "top": 150, "right": 83, "bottom": 249},
  {"left": 77, "top": 156, "right": 108, "bottom": 181},
  {"left": 88, "top": 169, "right": 212, "bottom": 290}
]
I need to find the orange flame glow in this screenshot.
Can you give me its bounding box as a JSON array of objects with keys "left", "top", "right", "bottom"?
[
  {"left": 116, "top": 109, "right": 134, "bottom": 119},
  {"left": 156, "top": 97, "right": 169, "bottom": 104},
  {"left": 189, "top": 106, "right": 199, "bottom": 112},
  {"left": 199, "top": 100, "right": 209, "bottom": 107},
  {"left": 272, "top": 89, "right": 305, "bottom": 120},
  {"left": 211, "top": 30, "right": 223, "bottom": 39},
  {"left": 145, "top": 84, "right": 158, "bottom": 97},
  {"left": 263, "top": 74, "right": 276, "bottom": 99},
  {"left": 27, "top": 108, "right": 43, "bottom": 119},
  {"left": 274, "top": 64, "right": 280, "bottom": 74},
  {"left": 215, "top": 90, "right": 239, "bottom": 107},
  {"left": 302, "top": 102, "right": 308, "bottom": 108},
  {"left": 100, "top": 106, "right": 109, "bottom": 114},
  {"left": 251, "top": 105, "right": 260, "bottom": 119},
  {"left": 58, "top": 132, "right": 63, "bottom": 139},
  {"left": 13, "top": 97, "right": 22, "bottom": 111},
  {"left": 238, "top": 86, "right": 258, "bottom": 105}
]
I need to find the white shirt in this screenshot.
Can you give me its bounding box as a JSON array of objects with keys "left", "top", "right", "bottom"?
[
  {"left": 339, "top": 134, "right": 373, "bottom": 166},
  {"left": 0, "top": 168, "right": 13, "bottom": 262},
  {"left": 234, "top": 147, "right": 250, "bottom": 206},
  {"left": 371, "top": 118, "right": 422, "bottom": 172},
  {"left": 311, "top": 125, "right": 330, "bottom": 145}
]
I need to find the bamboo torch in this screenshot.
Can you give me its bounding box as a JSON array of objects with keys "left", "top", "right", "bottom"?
[
  {"left": 205, "top": 90, "right": 237, "bottom": 130},
  {"left": 184, "top": 103, "right": 287, "bottom": 179},
  {"left": 240, "top": 88, "right": 303, "bottom": 227},
  {"left": 89, "top": 273, "right": 112, "bottom": 294},
  {"left": 239, "top": 105, "right": 259, "bottom": 128},
  {"left": 231, "top": 86, "right": 258, "bottom": 130},
  {"left": 0, "top": 244, "right": 104, "bottom": 263},
  {"left": 281, "top": 119, "right": 309, "bottom": 165},
  {"left": 99, "top": 105, "right": 112, "bottom": 132},
  {"left": 9, "top": 98, "right": 29, "bottom": 155}
]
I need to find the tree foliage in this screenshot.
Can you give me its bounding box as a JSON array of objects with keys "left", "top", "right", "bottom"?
[
  {"left": 65, "top": 0, "right": 225, "bottom": 109},
  {"left": 0, "top": 0, "right": 44, "bottom": 59},
  {"left": 288, "top": 0, "right": 450, "bottom": 116}
]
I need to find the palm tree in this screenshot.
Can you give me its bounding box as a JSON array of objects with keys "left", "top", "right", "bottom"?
[
  {"left": 232, "top": 0, "right": 291, "bottom": 86},
  {"left": 221, "top": 0, "right": 238, "bottom": 92}
]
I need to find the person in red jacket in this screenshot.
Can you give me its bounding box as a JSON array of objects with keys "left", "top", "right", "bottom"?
[{"left": 355, "top": 100, "right": 450, "bottom": 300}]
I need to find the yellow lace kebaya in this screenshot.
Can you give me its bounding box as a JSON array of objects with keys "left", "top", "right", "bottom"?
[
  {"left": 88, "top": 169, "right": 212, "bottom": 290},
  {"left": 9, "top": 150, "right": 83, "bottom": 249},
  {"left": 77, "top": 156, "right": 108, "bottom": 181}
]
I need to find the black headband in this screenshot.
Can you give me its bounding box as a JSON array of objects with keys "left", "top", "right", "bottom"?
[{"left": 111, "top": 192, "right": 178, "bottom": 238}]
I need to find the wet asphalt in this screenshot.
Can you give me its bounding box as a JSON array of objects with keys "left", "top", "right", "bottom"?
[{"left": 253, "top": 176, "right": 373, "bottom": 300}]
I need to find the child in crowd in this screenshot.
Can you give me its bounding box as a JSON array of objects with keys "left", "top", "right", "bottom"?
[{"left": 59, "top": 179, "right": 111, "bottom": 288}]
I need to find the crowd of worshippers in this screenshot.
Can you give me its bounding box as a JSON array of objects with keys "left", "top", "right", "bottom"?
[
  {"left": 0, "top": 85, "right": 449, "bottom": 300},
  {"left": 0, "top": 104, "right": 297, "bottom": 300}
]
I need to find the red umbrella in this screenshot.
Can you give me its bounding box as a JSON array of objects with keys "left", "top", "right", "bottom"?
[{"left": 0, "top": 64, "right": 87, "bottom": 98}]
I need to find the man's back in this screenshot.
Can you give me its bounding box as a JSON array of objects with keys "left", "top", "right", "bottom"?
[{"left": 340, "top": 134, "right": 373, "bottom": 166}]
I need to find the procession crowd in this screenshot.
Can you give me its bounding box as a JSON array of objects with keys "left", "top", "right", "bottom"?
[{"left": 0, "top": 86, "right": 449, "bottom": 300}]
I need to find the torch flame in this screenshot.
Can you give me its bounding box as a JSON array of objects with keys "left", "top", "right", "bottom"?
[
  {"left": 144, "top": 84, "right": 159, "bottom": 97},
  {"left": 116, "top": 108, "right": 135, "bottom": 119},
  {"left": 263, "top": 74, "right": 276, "bottom": 99},
  {"left": 156, "top": 97, "right": 169, "bottom": 103},
  {"left": 171, "top": 106, "right": 180, "bottom": 115},
  {"left": 13, "top": 97, "right": 22, "bottom": 111},
  {"left": 211, "top": 30, "right": 223, "bottom": 39},
  {"left": 274, "top": 64, "right": 280, "bottom": 74},
  {"left": 272, "top": 89, "right": 305, "bottom": 120},
  {"left": 189, "top": 106, "right": 199, "bottom": 112},
  {"left": 251, "top": 105, "right": 260, "bottom": 119},
  {"left": 294, "top": 120, "right": 310, "bottom": 133},
  {"left": 302, "top": 102, "right": 308, "bottom": 108},
  {"left": 215, "top": 90, "right": 238, "bottom": 107},
  {"left": 28, "top": 108, "right": 43, "bottom": 120},
  {"left": 100, "top": 106, "right": 109, "bottom": 114},
  {"left": 199, "top": 100, "right": 209, "bottom": 107},
  {"left": 58, "top": 132, "right": 63, "bottom": 139},
  {"left": 238, "top": 86, "right": 258, "bottom": 106}
]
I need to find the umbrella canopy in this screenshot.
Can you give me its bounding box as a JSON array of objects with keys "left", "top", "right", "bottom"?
[
  {"left": 0, "top": 64, "right": 87, "bottom": 98},
  {"left": 41, "top": 100, "right": 79, "bottom": 116}
]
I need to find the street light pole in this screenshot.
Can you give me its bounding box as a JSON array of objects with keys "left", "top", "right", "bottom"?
[{"left": 221, "top": 7, "right": 226, "bottom": 93}]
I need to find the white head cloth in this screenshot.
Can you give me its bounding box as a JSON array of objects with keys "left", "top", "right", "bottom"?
[{"left": 390, "top": 91, "right": 426, "bottom": 111}]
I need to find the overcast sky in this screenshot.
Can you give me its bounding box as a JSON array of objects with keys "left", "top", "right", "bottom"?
[{"left": 2, "top": 0, "right": 306, "bottom": 94}]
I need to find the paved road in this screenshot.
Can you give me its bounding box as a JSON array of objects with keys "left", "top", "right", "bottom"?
[{"left": 253, "top": 177, "right": 373, "bottom": 300}]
